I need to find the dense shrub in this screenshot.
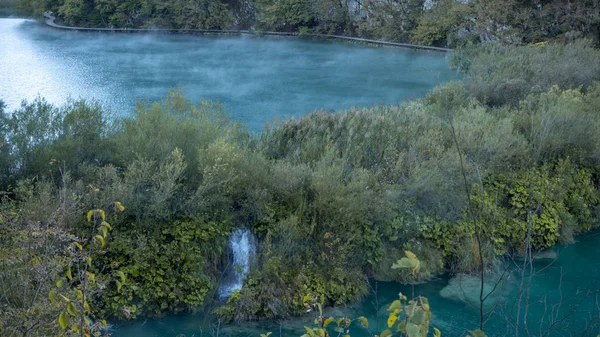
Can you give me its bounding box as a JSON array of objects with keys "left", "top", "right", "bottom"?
[
  {"left": 450, "top": 40, "right": 600, "bottom": 106},
  {"left": 1, "top": 80, "right": 599, "bottom": 326}
]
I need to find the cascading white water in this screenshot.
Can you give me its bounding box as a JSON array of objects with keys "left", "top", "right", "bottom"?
[{"left": 218, "top": 228, "right": 255, "bottom": 299}]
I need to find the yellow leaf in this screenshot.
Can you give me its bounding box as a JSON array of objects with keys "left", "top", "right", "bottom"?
[
  {"left": 434, "top": 327, "right": 442, "bottom": 337},
  {"left": 404, "top": 251, "right": 417, "bottom": 260},
  {"left": 358, "top": 316, "right": 368, "bottom": 328},
  {"left": 387, "top": 311, "right": 398, "bottom": 328},
  {"left": 58, "top": 312, "right": 68, "bottom": 329},
  {"left": 323, "top": 317, "right": 334, "bottom": 327},
  {"left": 48, "top": 290, "right": 55, "bottom": 303},
  {"left": 101, "top": 320, "right": 108, "bottom": 330},
  {"left": 73, "top": 242, "right": 83, "bottom": 250},
  {"left": 56, "top": 279, "right": 63, "bottom": 288},
  {"left": 95, "top": 235, "right": 105, "bottom": 247},
  {"left": 116, "top": 280, "right": 122, "bottom": 293},
  {"left": 380, "top": 329, "right": 393, "bottom": 337},
  {"left": 86, "top": 210, "right": 94, "bottom": 222},
  {"left": 101, "top": 221, "right": 113, "bottom": 230},
  {"left": 387, "top": 300, "right": 402, "bottom": 312},
  {"left": 115, "top": 201, "right": 125, "bottom": 212},
  {"left": 87, "top": 272, "right": 95, "bottom": 283},
  {"left": 66, "top": 267, "right": 73, "bottom": 281}
]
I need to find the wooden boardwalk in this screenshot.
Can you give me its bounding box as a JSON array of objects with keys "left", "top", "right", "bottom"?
[{"left": 43, "top": 12, "right": 451, "bottom": 53}]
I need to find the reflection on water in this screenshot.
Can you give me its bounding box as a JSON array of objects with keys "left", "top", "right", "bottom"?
[{"left": 0, "top": 18, "right": 457, "bottom": 132}]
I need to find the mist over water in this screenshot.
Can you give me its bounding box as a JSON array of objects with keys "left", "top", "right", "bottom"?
[{"left": 0, "top": 18, "right": 457, "bottom": 131}]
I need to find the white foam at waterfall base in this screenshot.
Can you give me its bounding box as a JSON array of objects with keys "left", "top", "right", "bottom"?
[{"left": 218, "top": 228, "right": 255, "bottom": 299}]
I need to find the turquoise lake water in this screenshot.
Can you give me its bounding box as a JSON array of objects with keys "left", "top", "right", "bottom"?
[
  {"left": 0, "top": 18, "right": 457, "bottom": 132},
  {"left": 110, "top": 231, "right": 600, "bottom": 337}
]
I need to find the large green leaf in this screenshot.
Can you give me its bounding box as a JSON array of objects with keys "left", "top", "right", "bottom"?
[
  {"left": 58, "top": 312, "right": 68, "bottom": 329},
  {"left": 379, "top": 329, "right": 393, "bottom": 337},
  {"left": 411, "top": 308, "right": 426, "bottom": 325},
  {"left": 406, "top": 323, "right": 421, "bottom": 337},
  {"left": 67, "top": 302, "right": 77, "bottom": 317}
]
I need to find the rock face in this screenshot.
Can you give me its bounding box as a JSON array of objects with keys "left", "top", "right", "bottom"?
[{"left": 440, "top": 273, "right": 515, "bottom": 309}]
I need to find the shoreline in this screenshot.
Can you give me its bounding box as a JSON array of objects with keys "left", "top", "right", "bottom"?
[{"left": 43, "top": 12, "right": 451, "bottom": 53}]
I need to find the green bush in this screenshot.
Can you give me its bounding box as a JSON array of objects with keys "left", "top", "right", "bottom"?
[{"left": 451, "top": 40, "right": 600, "bottom": 106}]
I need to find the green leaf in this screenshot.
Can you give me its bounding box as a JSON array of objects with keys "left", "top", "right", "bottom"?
[
  {"left": 66, "top": 266, "right": 73, "bottom": 281},
  {"left": 87, "top": 210, "right": 94, "bottom": 222},
  {"left": 48, "top": 290, "right": 55, "bottom": 303},
  {"left": 434, "top": 327, "right": 441, "bottom": 337},
  {"left": 405, "top": 301, "right": 417, "bottom": 316},
  {"left": 116, "top": 280, "right": 122, "bottom": 293},
  {"left": 323, "top": 317, "right": 334, "bottom": 327},
  {"left": 56, "top": 279, "right": 63, "bottom": 288},
  {"left": 406, "top": 323, "right": 420, "bottom": 337},
  {"left": 58, "top": 312, "right": 68, "bottom": 329},
  {"left": 397, "top": 321, "right": 407, "bottom": 332},
  {"left": 67, "top": 302, "right": 77, "bottom": 316},
  {"left": 379, "top": 329, "right": 393, "bottom": 337},
  {"left": 387, "top": 300, "right": 402, "bottom": 312},
  {"left": 468, "top": 330, "right": 487, "bottom": 337},
  {"left": 411, "top": 308, "right": 426, "bottom": 325},
  {"left": 304, "top": 327, "right": 316, "bottom": 337},
  {"left": 116, "top": 271, "right": 126, "bottom": 283},
  {"left": 101, "top": 320, "right": 108, "bottom": 329},
  {"left": 358, "top": 316, "right": 368, "bottom": 328},
  {"left": 73, "top": 242, "right": 83, "bottom": 250}
]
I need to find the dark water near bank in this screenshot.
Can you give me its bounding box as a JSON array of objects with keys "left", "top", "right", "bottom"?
[
  {"left": 0, "top": 18, "right": 457, "bottom": 132},
  {"left": 113, "top": 231, "right": 600, "bottom": 337}
]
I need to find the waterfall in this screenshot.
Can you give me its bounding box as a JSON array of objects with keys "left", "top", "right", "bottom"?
[{"left": 218, "top": 228, "right": 255, "bottom": 299}]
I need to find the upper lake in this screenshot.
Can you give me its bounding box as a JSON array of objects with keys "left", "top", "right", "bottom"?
[{"left": 0, "top": 18, "right": 457, "bottom": 131}]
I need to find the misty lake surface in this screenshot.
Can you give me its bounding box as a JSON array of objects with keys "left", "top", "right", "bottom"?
[{"left": 0, "top": 18, "right": 457, "bottom": 131}]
